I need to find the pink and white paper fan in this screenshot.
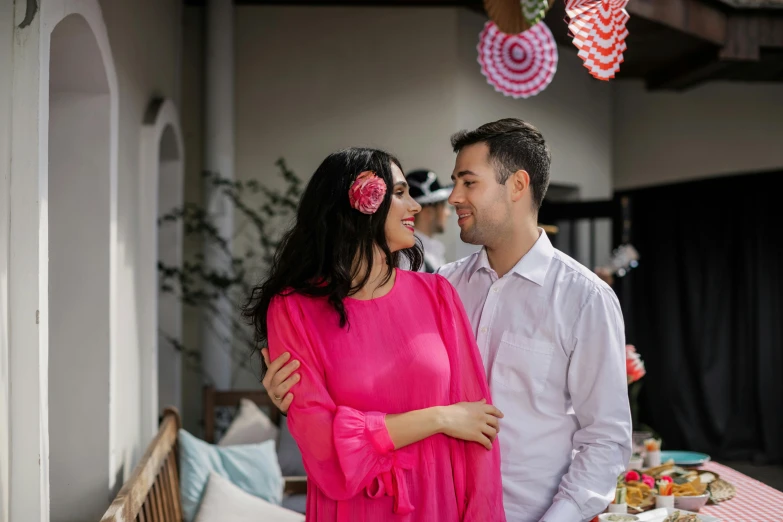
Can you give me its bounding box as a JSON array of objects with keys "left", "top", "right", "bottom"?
[
  {"left": 566, "top": 0, "right": 629, "bottom": 80},
  {"left": 478, "top": 21, "right": 558, "bottom": 99}
]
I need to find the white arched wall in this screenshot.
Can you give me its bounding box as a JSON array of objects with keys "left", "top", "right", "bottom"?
[
  {"left": 139, "top": 98, "right": 185, "bottom": 441},
  {"left": 7, "top": 1, "right": 118, "bottom": 521},
  {"left": 0, "top": 6, "right": 12, "bottom": 522},
  {"left": 48, "top": 12, "right": 113, "bottom": 522}
]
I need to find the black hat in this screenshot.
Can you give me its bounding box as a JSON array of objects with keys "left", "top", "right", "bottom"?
[{"left": 406, "top": 169, "right": 453, "bottom": 206}]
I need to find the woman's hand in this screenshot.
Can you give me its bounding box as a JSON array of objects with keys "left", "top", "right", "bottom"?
[
  {"left": 261, "top": 348, "right": 300, "bottom": 413},
  {"left": 438, "top": 400, "right": 504, "bottom": 450}
]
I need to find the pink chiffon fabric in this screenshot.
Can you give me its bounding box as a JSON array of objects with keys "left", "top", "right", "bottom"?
[{"left": 267, "top": 270, "right": 506, "bottom": 521}]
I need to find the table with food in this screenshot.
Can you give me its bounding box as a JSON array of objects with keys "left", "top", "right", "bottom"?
[{"left": 591, "top": 445, "right": 783, "bottom": 522}]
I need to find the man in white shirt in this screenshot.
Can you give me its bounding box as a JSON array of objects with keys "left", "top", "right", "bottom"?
[
  {"left": 262, "top": 118, "right": 631, "bottom": 521},
  {"left": 405, "top": 169, "right": 452, "bottom": 273},
  {"left": 439, "top": 118, "right": 631, "bottom": 521}
]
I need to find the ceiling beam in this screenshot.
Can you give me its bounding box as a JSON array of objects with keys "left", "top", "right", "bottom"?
[
  {"left": 720, "top": 12, "right": 783, "bottom": 59},
  {"left": 628, "top": 0, "right": 783, "bottom": 75},
  {"left": 187, "top": 0, "right": 783, "bottom": 88},
  {"left": 626, "top": 0, "right": 728, "bottom": 45},
  {"left": 187, "top": 0, "right": 482, "bottom": 5},
  {"left": 713, "top": 0, "right": 783, "bottom": 7}
]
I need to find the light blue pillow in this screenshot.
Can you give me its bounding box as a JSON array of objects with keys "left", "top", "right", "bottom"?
[{"left": 178, "top": 429, "right": 283, "bottom": 522}]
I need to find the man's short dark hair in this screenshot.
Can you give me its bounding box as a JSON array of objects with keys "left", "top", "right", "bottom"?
[{"left": 451, "top": 118, "right": 551, "bottom": 210}]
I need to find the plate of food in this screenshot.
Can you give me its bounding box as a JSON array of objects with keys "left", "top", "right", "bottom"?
[
  {"left": 659, "top": 451, "right": 711, "bottom": 467},
  {"left": 619, "top": 464, "right": 718, "bottom": 514},
  {"left": 598, "top": 514, "right": 640, "bottom": 521},
  {"left": 634, "top": 508, "right": 720, "bottom": 522}
]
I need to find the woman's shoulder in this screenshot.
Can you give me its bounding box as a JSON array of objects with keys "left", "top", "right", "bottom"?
[
  {"left": 268, "top": 290, "right": 297, "bottom": 320},
  {"left": 270, "top": 288, "right": 299, "bottom": 306},
  {"left": 270, "top": 288, "right": 326, "bottom": 314}
]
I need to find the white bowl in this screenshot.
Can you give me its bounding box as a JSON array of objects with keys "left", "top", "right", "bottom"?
[
  {"left": 674, "top": 493, "right": 710, "bottom": 512},
  {"left": 627, "top": 456, "right": 644, "bottom": 470},
  {"left": 598, "top": 514, "right": 639, "bottom": 522}
]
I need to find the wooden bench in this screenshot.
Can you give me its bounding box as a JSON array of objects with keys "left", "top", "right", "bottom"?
[
  {"left": 100, "top": 407, "right": 183, "bottom": 522},
  {"left": 101, "top": 401, "right": 306, "bottom": 522},
  {"left": 202, "top": 386, "right": 306, "bottom": 496},
  {"left": 202, "top": 386, "right": 282, "bottom": 443}
]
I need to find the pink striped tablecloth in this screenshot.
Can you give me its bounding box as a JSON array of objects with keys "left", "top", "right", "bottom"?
[{"left": 698, "top": 461, "right": 783, "bottom": 521}]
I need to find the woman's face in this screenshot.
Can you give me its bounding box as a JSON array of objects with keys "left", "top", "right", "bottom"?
[{"left": 384, "top": 163, "right": 421, "bottom": 252}]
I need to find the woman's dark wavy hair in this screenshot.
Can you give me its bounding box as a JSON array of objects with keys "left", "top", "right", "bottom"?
[{"left": 243, "top": 147, "right": 424, "bottom": 349}]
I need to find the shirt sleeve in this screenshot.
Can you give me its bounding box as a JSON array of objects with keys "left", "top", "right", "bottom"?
[
  {"left": 541, "top": 285, "right": 632, "bottom": 522},
  {"left": 436, "top": 276, "right": 507, "bottom": 522},
  {"left": 267, "top": 294, "right": 405, "bottom": 504}
]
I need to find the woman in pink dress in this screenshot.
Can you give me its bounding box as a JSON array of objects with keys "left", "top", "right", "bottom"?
[{"left": 244, "top": 148, "right": 506, "bottom": 521}]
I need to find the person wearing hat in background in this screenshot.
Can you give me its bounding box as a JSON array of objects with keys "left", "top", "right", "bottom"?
[{"left": 405, "top": 169, "right": 452, "bottom": 273}]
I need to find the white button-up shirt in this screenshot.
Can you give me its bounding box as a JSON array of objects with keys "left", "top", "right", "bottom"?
[{"left": 438, "top": 231, "right": 632, "bottom": 522}]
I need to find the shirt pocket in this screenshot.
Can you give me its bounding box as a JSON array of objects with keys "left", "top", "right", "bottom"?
[{"left": 493, "top": 331, "right": 555, "bottom": 397}]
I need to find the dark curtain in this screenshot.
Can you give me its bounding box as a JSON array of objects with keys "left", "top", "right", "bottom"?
[{"left": 615, "top": 170, "right": 783, "bottom": 464}]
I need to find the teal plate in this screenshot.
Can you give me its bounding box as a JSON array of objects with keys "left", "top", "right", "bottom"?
[{"left": 659, "top": 450, "right": 711, "bottom": 467}]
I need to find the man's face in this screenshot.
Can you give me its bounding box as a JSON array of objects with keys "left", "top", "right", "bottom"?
[{"left": 449, "top": 143, "right": 512, "bottom": 246}]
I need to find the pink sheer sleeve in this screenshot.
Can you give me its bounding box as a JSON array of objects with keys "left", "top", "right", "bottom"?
[
  {"left": 267, "top": 294, "right": 413, "bottom": 512},
  {"left": 436, "top": 276, "right": 506, "bottom": 521}
]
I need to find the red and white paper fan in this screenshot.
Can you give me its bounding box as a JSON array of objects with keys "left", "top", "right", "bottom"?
[
  {"left": 566, "top": 0, "right": 629, "bottom": 80},
  {"left": 484, "top": 0, "right": 555, "bottom": 36},
  {"left": 478, "top": 21, "right": 558, "bottom": 99}
]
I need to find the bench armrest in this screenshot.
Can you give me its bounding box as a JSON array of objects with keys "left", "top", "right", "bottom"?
[{"left": 283, "top": 476, "right": 307, "bottom": 496}]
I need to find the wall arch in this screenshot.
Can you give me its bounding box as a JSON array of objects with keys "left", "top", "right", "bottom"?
[
  {"left": 139, "top": 98, "right": 185, "bottom": 441},
  {"left": 9, "top": 0, "right": 118, "bottom": 519},
  {"left": 45, "top": 3, "right": 118, "bottom": 520}
]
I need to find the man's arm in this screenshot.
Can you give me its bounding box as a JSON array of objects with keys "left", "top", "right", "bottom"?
[
  {"left": 261, "top": 349, "right": 503, "bottom": 448},
  {"left": 540, "top": 285, "right": 632, "bottom": 522}
]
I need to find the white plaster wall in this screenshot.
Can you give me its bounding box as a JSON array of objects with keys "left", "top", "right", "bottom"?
[
  {"left": 48, "top": 91, "right": 112, "bottom": 522},
  {"left": 454, "top": 10, "right": 614, "bottom": 264},
  {"left": 158, "top": 149, "right": 182, "bottom": 413},
  {"left": 139, "top": 99, "right": 185, "bottom": 442},
  {"left": 182, "top": 5, "right": 462, "bottom": 400},
  {"left": 8, "top": 4, "right": 53, "bottom": 521},
  {"left": 234, "top": 6, "right": 460, "bottom": 200},
  {"left": 0, "top": 4, "right": 12, "bottom": 522},
  {"left": 5, "top": 3, "right": 185, "bottom": 520},
  {"left": 156, "top": 126, "right": 184, "bottom": 422},
  {"left": 97, "top": 0, "right": 182, "bottom": 485},
  {"left": 42, "top": 3, "right": 119, "bottom": 520},
  {"left": 614, "top": 81, "right": 783, "bottom": 189},
  {"left": 4, "top": 3, "right": 116, "bottom": 520}
]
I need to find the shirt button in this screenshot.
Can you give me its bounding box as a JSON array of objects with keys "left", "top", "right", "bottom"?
[
  {"left": 481, "top": 327, "right": 488, "bottom": 333},
  {"left": 493, "top": 288, "right": 500, "bottom": 293}
]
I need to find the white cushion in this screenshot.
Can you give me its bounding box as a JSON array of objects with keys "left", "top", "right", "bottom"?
[
  {"left": 194, "top": 473, "right": 304, "bottom": 522},
  {"left": 219, "top": 398, "right": 279, "bottom": 446}
]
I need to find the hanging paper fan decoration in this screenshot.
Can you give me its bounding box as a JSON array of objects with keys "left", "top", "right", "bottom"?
[
  {"left": 484, "top": 0, "right": 556, "bottom": 35},
  {"left": 566, "top": 0, "right": 630, "bottom": 80},
  {"left": 478, "top": 21, "right": 558, "bottom": 99},
  {"left": 522, "top": 0, "right": 549, "bottom": 27}
]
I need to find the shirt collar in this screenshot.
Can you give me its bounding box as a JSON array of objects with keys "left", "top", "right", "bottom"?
[{"left": 468, "top": 228, "right": 554, "bottom": 286}]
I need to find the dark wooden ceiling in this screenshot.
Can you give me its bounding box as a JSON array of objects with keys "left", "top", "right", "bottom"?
[
  {"left": 711, "top": 0, "right": 783, "bottom": 7},
  {"left": 187, "top": 0, "right": 783, "bottom": 90}
]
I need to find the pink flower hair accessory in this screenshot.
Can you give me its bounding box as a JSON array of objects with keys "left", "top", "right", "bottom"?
[{"left": 349, "top": 171, "right": 387, "bottom": 215}]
